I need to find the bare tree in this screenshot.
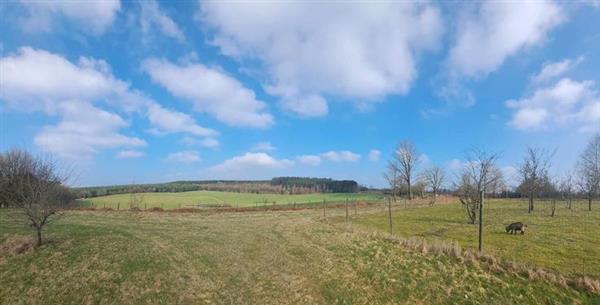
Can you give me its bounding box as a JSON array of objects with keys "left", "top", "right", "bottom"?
[
  {"left": 518, "top": 147, "right": 552, "bottom": 213},
  {"left": 577, "top": 133, "right": 600, "bottom": 211},
  {"left": 455, "top": 149, "right": 501, "bottom": 224},
  {"left": 559, "top": 172, "right": 574, "bottom": 209},
  {"left": 392, "top": 140, "right": 418, "bottom": 200},
  {"left": 422, "top": 166, "right": 445, "bottom": 204},
  {"left": 0, "top": 150, "right": 74, "bottom": 246},
  {"left": 383, "top": 162, "right": 399, "bottom": 202}
]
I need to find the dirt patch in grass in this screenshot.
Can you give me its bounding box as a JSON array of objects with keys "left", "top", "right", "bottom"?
[{"left": 0, "top": 236, "right": 34, "bottom": 259}]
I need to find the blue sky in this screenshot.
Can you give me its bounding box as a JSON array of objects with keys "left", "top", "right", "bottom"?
[{"left": 1, "top": 0, "right": 599, "bottom": 187}]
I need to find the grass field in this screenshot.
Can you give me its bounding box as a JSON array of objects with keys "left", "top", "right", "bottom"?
[
  {"left": 351, "top": 198, "right": 600, "bottom": 278},
  {"left": 1, "top": 205, "right": 599, "bottom": 304},
  {"left": 77, "top": 190, "right": 382, "bottom": 209}
]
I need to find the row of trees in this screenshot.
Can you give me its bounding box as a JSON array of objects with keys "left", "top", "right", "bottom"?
[
  {"left": 0, "top": 149, "right": 75, "bottom": 246},
  {"left": 384, "top": 140, "right": 450, "bottom": 205},
  {"left": 384, "top": 134, "right": 600, "bottom": 223}
]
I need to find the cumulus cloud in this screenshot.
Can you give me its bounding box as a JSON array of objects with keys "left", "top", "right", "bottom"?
[
  {"left": 506, "top": 78, "right": 600, "bottom": 131},
  {"left": 531, "top": 57, "right": 583, "bottom": 84},
  {"left": 143, "top": 58, "right": 274, "bottom": 128},
  {"left": 117, "top": 150, "right": 144, "bottom": 159},
  {"left": 166, "top": 151, "right": 201, "bottom": 163},
  {"left": 448, "top": 0, "right": 564, "bottom": 78},
  {"left": 297, "top": 155, "right": 322, "bottom": 166},
  {"left": 34, "top": 101, "right": 146, "bottom": 159},
  {"left": 368, "top": 150, "right": 381, "bottom": 162},
  {"left": 199, "top": 1, "right": 443, "bottom": 116},
  {"left": 321, "top": 151, "right": 361, "bottom": 162},
  {"left": 17, "top": 0, "right": 121, "bottom": 35},
  {"left": 147, "top": 103, "right": 217, "bottom": 137},
  {"left": 0, "top": 47, "right": 219, "bottom": 157},
  {"left": 140, "top": 0, "right": 185, "bottom": 42},
  {"left": 251, "top": 142, "right": 276, "bottom": 152},
  {"left": 208, "top": 152, "right": 293, "bottom": 178},
  {"left": 179, "top": 136, "right": 220, "bottom": 149}
]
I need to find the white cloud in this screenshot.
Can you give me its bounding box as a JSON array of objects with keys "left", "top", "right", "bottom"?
[
  {"left": 531, "top": 57, "right": 583, "bottom": 84},
  {"left": 297, "top": 155, "right": 321, "bottom": 166},
  {"left": 147, "top": 103, "right": 217, "bottom": 137},
  {"left": 0, "top": 47, "right": 148, "bottom": 113},
  {"left": 166, "top": 151, "right": 201, "bottom": 163},
  {"left": 17, "top": 0, "right": 121, "bottom": 35},
  {"left": 368, "top": 149, "right": 381, "bottom": 162},
  {"left": 252, "top": 142, "right": 276, "bottom": 152},
  {"left": 208, "top": 152, "right": 294, "bottom": 177},
  {"left": 143, "top": 58, "right": 274, "bottom": 128},
  {"left": 179, "top": 136, "right": 220, "bottom": 149},
  {"left": 117, "top": 150, "right": 144, "bottom": 159},
  {"left": 448, "top": 159, "right": 464, "bottom": 171},
  {"left": 199, "top": 1, "right": 443, "bottom": 116},
  {"left": 506, "top": 78, "right": 600, "bottom": 131},
  {"left": 34, "top": 101, "right": 146, "bottom": 159},
  {"left": 321, "top": 151, "right": 361, "bottom": 162},
  {"left": 448, "top": 0, "right": 564, "bottom": 78},
  {"left": 140, "top": 0, "right": 184, "bottom": 42},
  {"left": 501, "top": 165, "right": 519, "bottom": 187}
]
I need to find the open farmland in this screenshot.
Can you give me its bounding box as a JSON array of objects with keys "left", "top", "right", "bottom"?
[
  {"left": 1, "top": 207, "right": 598, "bottom": 305},
  {"left": 77, "top": 190, "right": 382, "bottom": 209}
]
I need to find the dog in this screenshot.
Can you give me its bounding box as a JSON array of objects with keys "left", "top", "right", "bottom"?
[{"left": 505, "top": 222, "right": 527, "bottom": 234}]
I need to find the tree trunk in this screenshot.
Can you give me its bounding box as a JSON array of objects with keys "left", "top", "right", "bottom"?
[
  {"left": 589, "top": 196, "right": 593, "bottom": 211},
  {"left": 407, "top": 182, "right": 412, "bottom": 200},
  {"left": 36, "top": 228, "right": 42, "bottom": 247}
]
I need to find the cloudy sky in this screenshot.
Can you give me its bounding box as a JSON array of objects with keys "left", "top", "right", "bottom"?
[{"left": 1, "top": 0, "right": 599, "bottom": 187}]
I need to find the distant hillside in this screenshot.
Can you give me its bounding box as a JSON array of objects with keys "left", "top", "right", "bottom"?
[{"left": 75, "top": 177, "right": 362, "bottom": 198}]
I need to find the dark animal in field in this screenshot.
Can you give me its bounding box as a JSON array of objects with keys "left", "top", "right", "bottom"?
[{"left": 505, "top": 222, "right": 527, "bottom": 234}]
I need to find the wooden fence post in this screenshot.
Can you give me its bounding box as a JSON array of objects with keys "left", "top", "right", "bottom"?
[
  {"left": 388, "top": 197, "right": 393, "bottom": 235},
  {"left": 117, "top": 202, "right": 120, "bottom": 210},
  {"left": 345, "top": 198, "right": 349, "bottom": 224},
  {"left": 322, "top": 199, "right": 326, "bottom": 218},
  {"left": 478, "top": 190, "right": 484, "bottom": 253}
]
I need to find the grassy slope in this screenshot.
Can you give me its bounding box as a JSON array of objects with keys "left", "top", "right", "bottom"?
[
  {"left": 77, "top": 190, "right": 382, "bottom": 209},
  {"left": 1, "top": 208, "right": 598, "bottom": 305},
  {"left": 353, "top": 199, "right": 600, "bottom": 278}
]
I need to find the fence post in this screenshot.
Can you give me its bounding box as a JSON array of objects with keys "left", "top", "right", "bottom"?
[
  {"left": 145, "top": 202, "right": 147, "bottom": 210},
  {"left": 322, "top": 199, "right": 326, "bottom": 218},
  {"left": 388, "top": 197, "right": 393, "bottom": 235},
  {"left": 345, "top": 198, "right": 349, "bottom": 224},
  {"left": 478, "top": 190, "right": 484, "bottom": 253},
  {"left": 117, "top": 202, "right": 120, "bottom": 210},
  {"left": 354, "top": 200, "right": 357, "bottom": 215}
]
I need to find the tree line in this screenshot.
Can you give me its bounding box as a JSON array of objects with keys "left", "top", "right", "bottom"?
[{"left": 384, "top": 134, "right": 600, "bottom": 223}]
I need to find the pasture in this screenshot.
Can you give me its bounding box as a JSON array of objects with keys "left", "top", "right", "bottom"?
[
  {"left": 77, "top": 190, "right": 382, "bottom": 209},
  {"left": 351, "top": 198, "right": 600, "bottom": 278},
  {"left": 1, "top": 207, "right": 598, "bottom": 305}
]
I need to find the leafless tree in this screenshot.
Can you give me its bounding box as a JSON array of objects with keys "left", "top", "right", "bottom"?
[
  {"left": 422, "top": 166, "right": 445, "bottom": 204},
  {"left": 455, "top": 149, "right": 501, "bottom": 224},
  {"left": 559, "top": 172, "right": 574, "bottom": 209},
  {"left": 391, "top": 140, "right": 418, "bottom": 200},
  {"left": 383, "top": 162, "right": 400, "bottom": 202},
  {"left": 518, "top": 147, "right": 552, "bottom": 213},
  {"left": 577, "top": 133, "right": 600, "bottom": 211},
  {"left": 0, "top": 149, "right": 74, "bottom": 247}
]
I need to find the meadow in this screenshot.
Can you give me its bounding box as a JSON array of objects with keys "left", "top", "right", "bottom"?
[
  {"left": 77, "top": 190, "right": 382, "bottom": 209},
  {"left": 350, "top": 198, "right": 600, "bottom": 278},
  {"left": 1, "top": 206, "right": 599, "bottom": 305}
]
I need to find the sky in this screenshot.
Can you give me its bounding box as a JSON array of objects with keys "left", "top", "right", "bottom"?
[{"left": 1, "top": 0, "right": 599, "bottom": 188}]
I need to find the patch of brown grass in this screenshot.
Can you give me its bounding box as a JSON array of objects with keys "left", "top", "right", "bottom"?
[{"left": 0, "top": 236, "right": 34, "bottom": 258}]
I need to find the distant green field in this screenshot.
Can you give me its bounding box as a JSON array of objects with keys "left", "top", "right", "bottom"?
[{"left": 78, "top": 191, "right": 382, "bottom": 209}]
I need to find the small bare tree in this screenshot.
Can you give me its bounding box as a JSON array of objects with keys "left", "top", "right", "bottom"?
[
  {"left": 383, "top": 162, "right": 400, "bottom": 202},
  {"left": 0, "top": 149, "right": 73, "bottom": 247},
  {"left": 392, "top": 140, "right": 418, "bottom": 200},
  {"left": 577, "top": 133, "right": 600, "bottom": 211},
  {"left": 455, "top": 150, "right": 501, "bottom": 224},
  {"left": 559, "top": 172, "right": 574, "bottom": 209},
  {"left": 518, "top": 147, "right": 552, "bottom": 213},
  {"left": 422, "top": 166, "right": 445, "bottom": 204}
]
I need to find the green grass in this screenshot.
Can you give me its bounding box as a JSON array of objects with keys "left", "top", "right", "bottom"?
[
  {"left": 77, "top": 190, "right": 381, "bottom": 209},
  {"left": 1, "top": 207, "right": 598, "bottom": 304},
  {"left": 352, "top": 198, "right": 600, "bottom": 278}
]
